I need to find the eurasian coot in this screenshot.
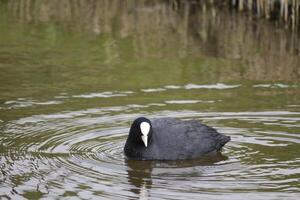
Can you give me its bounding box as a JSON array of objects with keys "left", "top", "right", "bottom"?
[{"left": 124, "top": 117, "right": 230, "bottom": 160}]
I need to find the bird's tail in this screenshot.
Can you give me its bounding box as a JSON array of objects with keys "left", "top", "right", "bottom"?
[{"left": 216, "top": 135, "right": 231, "bottom": 151}]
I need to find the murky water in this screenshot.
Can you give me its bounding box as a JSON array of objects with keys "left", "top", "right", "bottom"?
[{"left": 0, "top": 1, "right": 300, "bottom": 199}]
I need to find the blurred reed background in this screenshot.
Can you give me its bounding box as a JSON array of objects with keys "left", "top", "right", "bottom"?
[
  {"left": 1, "top": 0, "right": 299, "bottom": 83},
  {"left": 2, "top": 0, "right": 300, "bottom": 31},
  {"left": 227, "top": 0, "right": 300, "bottom": 31}
]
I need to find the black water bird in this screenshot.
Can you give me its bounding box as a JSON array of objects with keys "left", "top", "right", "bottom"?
[{"left": 124, "top": 117, "right": 230, "bottom": 160}]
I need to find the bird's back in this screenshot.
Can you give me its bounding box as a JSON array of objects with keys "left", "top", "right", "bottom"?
[{"left": 143, "top": 118, "right": 230, "bottom": 160}]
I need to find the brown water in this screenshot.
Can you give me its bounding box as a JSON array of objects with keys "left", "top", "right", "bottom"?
[{"left": 0, "top": 0, "right": 300, "bottom": 199}]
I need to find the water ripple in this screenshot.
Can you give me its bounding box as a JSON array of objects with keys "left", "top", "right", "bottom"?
[
  {"left": 1, "top": 106, "right": 300, "bottom": 198},
  {"left": 3, "top": 99, "right": 62, "bottom": 109},
  {"left": 72, "top": 91, "right": 134, "bottom": 98}
]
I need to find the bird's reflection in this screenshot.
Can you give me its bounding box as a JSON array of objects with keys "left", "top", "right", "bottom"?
[
  {"left": 125, "top": 152, "right": 228, "bottom": 199},
  {"left": 125, "top": 159, "right": 153, "bottom": 199}
]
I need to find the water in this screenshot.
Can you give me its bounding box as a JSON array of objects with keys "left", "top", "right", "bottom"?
[{"left": 0, "top": 0, "right": 300, "bottom": 199}]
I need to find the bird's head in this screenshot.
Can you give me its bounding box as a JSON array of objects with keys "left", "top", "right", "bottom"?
[{"left": 128, "top": 117, "right": 152, "bottom": 148}]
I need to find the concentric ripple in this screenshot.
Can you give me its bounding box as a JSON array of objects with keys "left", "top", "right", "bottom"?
[
  {"left": 1, "top": 84, "right": 300, "bottom": 199},
  {"left": 1, "top": 96, "right": 300, "bottom": 199}
]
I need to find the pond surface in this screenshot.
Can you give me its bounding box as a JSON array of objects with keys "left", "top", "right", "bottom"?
[{"left": 0, "top": 1, "right": 300, "bottom": 199}]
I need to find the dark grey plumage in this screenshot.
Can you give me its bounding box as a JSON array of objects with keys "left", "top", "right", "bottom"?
[{"left": 124, "top": 117, "right": 230, "bottom": 160}]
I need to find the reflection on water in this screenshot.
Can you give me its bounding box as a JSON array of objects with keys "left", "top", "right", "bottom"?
[
  {"left": 0, "top": 0, "right": 300, "bottom": 199},
  {"left": 126, "top": 153, "right": 227, "bottom": 198}
]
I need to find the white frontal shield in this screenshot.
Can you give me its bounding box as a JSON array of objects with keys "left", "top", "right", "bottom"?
[{"left": 140, "top": 122, "right": 150, "bottom": 147}]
